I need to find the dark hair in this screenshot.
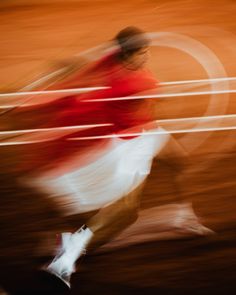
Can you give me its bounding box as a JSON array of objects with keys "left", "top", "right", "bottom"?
[{"left": 114, "top": 26, "right": 150, "bottom": 61}]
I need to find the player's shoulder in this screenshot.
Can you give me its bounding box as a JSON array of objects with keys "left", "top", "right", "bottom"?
[{"left": 94, "top": 50, "right": 119, "bottom": 69}]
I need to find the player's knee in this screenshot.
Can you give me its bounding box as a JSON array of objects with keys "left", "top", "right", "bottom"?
[{"left": 123, "top": 198, "right": 139, "bottom": 222}]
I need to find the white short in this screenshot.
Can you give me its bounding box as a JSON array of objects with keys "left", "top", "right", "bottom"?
[{"left": 26, "top": 128, "right": 170, "bottom": 215}]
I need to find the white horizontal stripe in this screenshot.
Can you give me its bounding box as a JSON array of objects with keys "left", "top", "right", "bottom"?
[
  {"left": 0, "top": 140, "right": 51, "bottom": 146},
  {"left": 1, "top": 76, "right": 236, "bottom": 98},
  {"left": 0, "top": 124, "right": 235, "bottom": 146},
  {"left": 0, "top": 88, "right": 235, "bottom": 109},
  {"left": 160, "top": 76, "right": 236, "bottom": 86},
  {"left": 156, "top": 113, "right": 236, "bottom": 124},
  {"left": 0, "top": 123, "right": 112, "bottom": 135},
  {"left": 69, "top": 125, "right": 236, "bottom": 141},
  {"left": 0, "top": 113, "right": 235, "bottom": 136},
  {"left": 0, "top": 86, "right": 108, "bottom": 98},
  {"left": 83, "top": 89, "right": 236, "bottom": 102}
]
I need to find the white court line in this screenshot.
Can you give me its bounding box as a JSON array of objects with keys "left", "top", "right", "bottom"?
[
  {"left": 0, "top": 69, "right": 73, "bottom": 115},
  {"left": 0, "top": 140, "right": 51, "bottom": 146},
  {"left": 83, "top": 89, "right": 236, "bottom": 102},
  {"left": 160, "top": 76, "right": 236, "bottom": 86},
  {"left": 156, "top": 113, "right": 236, "bottom": 124},
  {"left": 1, "top": 88, "right": 236, "bottom": 109},
  {"left": 0, "top": 86, "right": 108, "bottom": 98},
  {"left": 69, "top": 125, "right": 236, "bottom": 141},
  {"left": 0, "top": 125, "right": 235, "bottom": 146},
  {"left": 0, "top": 123, "right": 112, "bottom": 136},
  {"left": 0, "top": 113, "right": 235, "bottom": 136},
  {"left": 1, "top": 76, "right": 236, "bottom": 98},
  {"left": 1, "top": 120, "right": 236, "bottom": 146}
]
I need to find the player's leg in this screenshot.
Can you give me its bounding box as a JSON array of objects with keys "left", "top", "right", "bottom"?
[
  {"left": 157, "top": 134, "right": 214, "bottom": 235},
  {"left": 45, "top": 180, "right": 144, "bottom": 288},
  {"left": 87, "top": 179, "right": 144, "bottom": 248}
]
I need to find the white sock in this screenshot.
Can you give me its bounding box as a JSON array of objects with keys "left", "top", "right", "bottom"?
[{"left": 68, "top": 226, "right": 93, "bottom": 261}]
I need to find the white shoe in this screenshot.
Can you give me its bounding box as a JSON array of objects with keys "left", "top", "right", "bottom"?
[
  {"left": 43, "top": 225, "right": 93, "bottom": 289},
  {"left": 46, "top": 254, "right": 73, "bottom": 289},
  {"left": 173, "top": 203, "right": 215, "bottom": 236}
]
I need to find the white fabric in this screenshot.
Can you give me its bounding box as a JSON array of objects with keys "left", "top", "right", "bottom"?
[{"left": 28, "top": 128, "right": 170, "bottom": 215}]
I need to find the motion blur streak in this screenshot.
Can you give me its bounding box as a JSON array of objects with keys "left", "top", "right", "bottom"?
[{"left": 0, "top": 1, "right": 236, "bottom": 295}]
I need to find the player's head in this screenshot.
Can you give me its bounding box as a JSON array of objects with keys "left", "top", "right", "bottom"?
[{"left": 115, "top": 26, "right": 150, "bottom": 69}]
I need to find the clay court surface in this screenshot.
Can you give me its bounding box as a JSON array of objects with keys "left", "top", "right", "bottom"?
[{"left": 0, "top": 0, "right": 236, "bottom": 294}]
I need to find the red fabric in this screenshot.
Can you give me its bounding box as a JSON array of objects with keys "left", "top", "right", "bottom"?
[
  {"left": 20, "top": 52, "right": 159, "bottom": 173},
  {"left": 56, "top": 52, "right": 158, "bottom": 131}
]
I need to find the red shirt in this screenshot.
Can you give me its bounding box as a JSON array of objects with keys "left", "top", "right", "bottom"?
[
  {"left": 21, "top": 52, "right": 159, "bottom": 173},
  {"left": 70, "top": 52, "right": 158, "bottom": 132}
]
